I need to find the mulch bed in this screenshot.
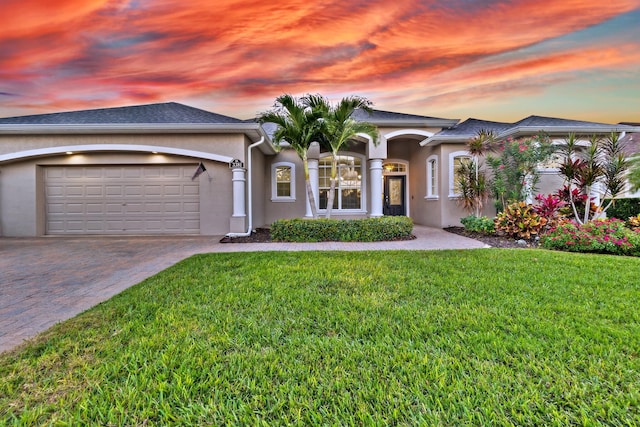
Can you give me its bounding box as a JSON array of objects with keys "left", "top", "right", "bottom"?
[
  {"left": 221, "top": 226, "right": 538, "bottom": 248},
  {"left": 219, "top": 228, "right": 273, "bottom": 243},
  {"left": 444, "top": 227, "right": 540, "bottom": 249}
]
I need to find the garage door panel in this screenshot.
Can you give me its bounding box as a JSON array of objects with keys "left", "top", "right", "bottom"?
[
  {"left": 66, "top": 203, "right": 85, "bottom": 214},
  {"left": 144, "top": 185, "right": 162, "bottom": 196},
  {"left": 65, "top": 186, "right": 85, "bottom": 197},
  {"left": 183, "top": 184, "right": 199, "bottom": 196},
  {"left": 105, "top": 169, "right": 123, "bottom": 178},
  {"left": 184, "top": 202, "right": 199, "bottom": 213},
  {"left": 85, "top": 186, "right": 104, "bottom": 197},
  {"left": 45, "top": 165, "right": 200, "bottom": 235}
]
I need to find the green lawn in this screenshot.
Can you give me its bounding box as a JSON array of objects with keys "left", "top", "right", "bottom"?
[{"left": 1, "top": 250, "right": 639, "bottom": 425}]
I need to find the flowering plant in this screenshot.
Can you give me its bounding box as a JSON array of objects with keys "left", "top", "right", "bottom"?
[
  {"left": 487, "top": 133, "right": 556, "bottom": 211},
  {"left": 541, "top": 218, "right": 640, "bottom": 256}
]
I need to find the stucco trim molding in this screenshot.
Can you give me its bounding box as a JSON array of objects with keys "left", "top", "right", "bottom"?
[{"left": 0, "top": 144, "right": 235, "bottom": 164}]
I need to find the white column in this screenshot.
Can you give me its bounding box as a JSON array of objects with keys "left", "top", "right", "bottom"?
[
  {"left": 370, "top": 159, "right": 383, "bottom": 217},
  {"left": 231, "top": 166, "right": 246, "bottom": 218},
  {"left": 305, "top": 159, "right": 319, "bottom": 217}
]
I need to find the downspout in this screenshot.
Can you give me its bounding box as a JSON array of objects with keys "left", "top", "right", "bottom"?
[{"left": 225, "top": 136, "right": 265, "bottom": 237}]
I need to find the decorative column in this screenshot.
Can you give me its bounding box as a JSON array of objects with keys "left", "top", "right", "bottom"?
[
  {"left": 229, "top": 165, "right": 246, "bottom": 232},
  {"left": 370, "top": 159, "right": 383, "bottom": 217},
  {"left": 305, "top": 142, "right": 321, "bottom": 218}
]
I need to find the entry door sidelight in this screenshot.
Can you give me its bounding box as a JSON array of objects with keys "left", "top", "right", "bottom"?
[{"left": 383, "top": 176, "right": 406, "bottom": 216}]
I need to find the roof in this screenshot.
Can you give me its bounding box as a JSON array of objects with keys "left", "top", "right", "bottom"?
[
  {"left": 0, "top": 102, "right": 244, "bottom": 125},
  {"left": 621, "top": 132, "right": 640, "bottom": 157},
  {"left": 352, "top": 108, "right": 459, "bottom": 128},
  {"left": 432, "top": 118, "right": 512, "bottom": 138},
  {"left": 0, "top": 102, "right": 271, "bottom": 145},
  {"left": 421, "top": 115, "right": 637, "bottom": 146}
]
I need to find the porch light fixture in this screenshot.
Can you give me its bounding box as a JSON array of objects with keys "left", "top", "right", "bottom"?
[{"left": 66, "top": 151, "right": 73, "bottom": 155}]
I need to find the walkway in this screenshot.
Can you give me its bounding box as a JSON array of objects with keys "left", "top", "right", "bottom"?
[{"left": 0, "top": 226, "right": 487, "bottom": 353}]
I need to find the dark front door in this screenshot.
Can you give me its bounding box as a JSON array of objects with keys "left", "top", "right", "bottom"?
[{"left": 383, "top": 176, "right": 406, "bottom": 216}]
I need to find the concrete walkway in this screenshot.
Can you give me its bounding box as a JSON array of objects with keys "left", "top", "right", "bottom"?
[{"left": 0, "top": 226, "right": 487, "bottom": 353}]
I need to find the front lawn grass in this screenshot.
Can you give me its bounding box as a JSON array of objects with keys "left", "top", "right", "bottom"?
[{"left": 1, "top": 250, "right": 639, "bottom": 425}]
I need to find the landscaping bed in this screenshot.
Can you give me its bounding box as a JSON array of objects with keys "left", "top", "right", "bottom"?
[{"left": 444, "top": 226, "right": 539, "bottom": 249}]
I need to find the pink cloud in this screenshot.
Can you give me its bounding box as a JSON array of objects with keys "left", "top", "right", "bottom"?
[{"left": 0, "top": 0, "right": 638, "bottom": 120}]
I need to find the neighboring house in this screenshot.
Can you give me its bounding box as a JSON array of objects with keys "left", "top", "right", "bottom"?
[{"left": 0, "top": 102, "right": 637, "bottom": 236}]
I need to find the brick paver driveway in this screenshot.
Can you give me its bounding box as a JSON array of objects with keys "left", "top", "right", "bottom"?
[
  {"left": 0, "top": 236, "right": 223, "bottom": 353},
  {"left": 0, "top": 227, "right": 485, "bottom": 353}
]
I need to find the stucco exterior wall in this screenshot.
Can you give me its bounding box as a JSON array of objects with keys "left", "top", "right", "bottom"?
[
  {"left": 407, "top": 143, "right": 441, "bottom": 227},
  {"left": 0, "top": 133, "right": 246, "bottom": 160},
  {"left": 263, "top": 150, "right": 306, "bottom": 225}
]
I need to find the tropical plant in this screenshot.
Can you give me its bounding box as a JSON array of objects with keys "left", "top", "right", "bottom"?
[
  {"left": 541, "top": 218, "right": 640, "bottom": 256},
  {"left": 628, "top": 156, "right": 640, "bottom": 193},
  {"left": 455, "top": 158, "right": 488, "bottom": 215},
  {"left": 557, "top": 132, "right": 628, "bottom": 224},
  {"left": 465, "top": 129, "right": 495, "bottom": 216},
  {"left": 494, "top": 201, "right": 548, "bottom": 239},
  {"left": 627, "top": 214, "right": 640, "bottom": 232},
  {"left": 460, "top": 215, "right": 495, "bottom": 234},
  {"left": 486, "top": 133, "right": 556, "bottom": 211},
  {"left": 258, "top": 94, "right": 324, "bottom": 218},
  {"left": 303, "top": 94, "right": 379, "bottom": 218},
  {"left": 532, "top": 193, "right": 566, "bottom": 231}
]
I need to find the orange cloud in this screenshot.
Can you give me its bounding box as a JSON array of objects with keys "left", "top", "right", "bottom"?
[{"left": 0, "top": 0, "right": 638, "bottom": 120}]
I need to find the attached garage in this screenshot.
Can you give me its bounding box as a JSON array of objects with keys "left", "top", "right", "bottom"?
[{"left": 44, "top": 165, "right": 200, "bottom": 235}]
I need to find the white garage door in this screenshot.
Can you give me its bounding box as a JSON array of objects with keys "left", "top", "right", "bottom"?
[{"left": 45, "top": 165, "right": 200, "bottom": 235}]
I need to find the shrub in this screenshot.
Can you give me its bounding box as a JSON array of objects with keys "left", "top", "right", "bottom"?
[
  {"left": 494, "top": 201, "right": 547, "bottom": 239},
  {"left": 627, "top": 214, "right": 640, "bottom": 232},
  {"left": 533, "top": 193, "right": 566, "bottom": 231},
  {"left": 604, "top": 198, "right": 640, "bottom": 220},
  {"left": 541, "top": 218, "right": 640, "bottom": 256},
  {"left": 270, "top": 216, "right": 413, "bottom": 242},
  {"left": 460, "top": 215, "right": 495, "bottom": 234},
  {"left": 486, "top": 133, "right": 556, "bottom": 211}
]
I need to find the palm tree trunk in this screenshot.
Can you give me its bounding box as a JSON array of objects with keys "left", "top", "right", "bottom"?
[
  {"left": 325, "top": 158, "right": 337, "bottom": 218},
  {"left": 303, "top": 158, "right": 318, "bottom": 219}
]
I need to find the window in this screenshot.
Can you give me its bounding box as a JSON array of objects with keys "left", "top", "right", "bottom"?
[
  {"left": 383, "top": 162, "right": 406, "bottom": 173},
  {"left": 271, "top": 162, "right": 295, "bottom": 201},
  {"left": 449, "top": 151, "right": 471, "bottom": 197},
  {"left": 319, "top": 154, "right": 363, "bottom": 211},
  {"left": 426, "top": 155, "right": 438, "bottom": 199}
]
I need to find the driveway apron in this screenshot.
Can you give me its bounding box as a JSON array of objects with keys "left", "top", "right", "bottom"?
[{"left": 0, "top": 226, "right": 486, "bottom": 353}]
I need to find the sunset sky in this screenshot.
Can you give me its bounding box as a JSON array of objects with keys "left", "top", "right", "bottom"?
[{"left": 1, "top": 0, "right": 639, "bottom": 123}]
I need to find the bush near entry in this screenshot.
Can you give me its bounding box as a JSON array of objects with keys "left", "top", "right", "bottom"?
[{"left": 271, "top": 216, "right": 413, "bottom": 242}]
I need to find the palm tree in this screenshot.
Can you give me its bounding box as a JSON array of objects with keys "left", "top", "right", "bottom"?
[
  {"left": 258, "top": 94, "right": 323, "bottom": 219},
  {"left": 303, "top": 94, "right": 379, "bottom": 218}
]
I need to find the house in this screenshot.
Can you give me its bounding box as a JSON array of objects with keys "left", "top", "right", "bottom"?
[{"left": 0, "top": 102, "right": 637, "bottom": 236}]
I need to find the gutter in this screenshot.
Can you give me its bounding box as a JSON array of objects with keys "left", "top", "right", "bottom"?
[{"left": 225, "top": 135, "right": 266, "bottom": 237}]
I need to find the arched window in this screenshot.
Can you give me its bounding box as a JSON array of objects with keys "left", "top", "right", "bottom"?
[
  {"left": 426, "top": 155, "right": 438, "bottom": 199},
  {"left": 271, "top": 162, "right": 295, "bottom": 201},
  {"left": 319, "top": 154, "right": 364, "bottom": 211},
  {"left": 449, "top": 150, "right": 471, "bottom": 198}
]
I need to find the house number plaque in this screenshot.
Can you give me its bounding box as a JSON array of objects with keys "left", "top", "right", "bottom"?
[{"left": 229, "top": 159, "right": 244, "bottom": 169}]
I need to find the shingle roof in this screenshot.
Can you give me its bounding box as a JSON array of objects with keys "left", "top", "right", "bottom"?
[
  {"left": 511, "top": 115, "right": 620, "bottom": 130},
  {"left": 434, "top": 118, "right": 512, "bottom": 138},
  {"left": 0, "top": 102, "right": 244, "bottom": 125},
  {"left": 621, "top": 133, "right": 640, "bottom": 156},
  {"left": 352, "top": 108, "right": 453, "bottom": 122}
]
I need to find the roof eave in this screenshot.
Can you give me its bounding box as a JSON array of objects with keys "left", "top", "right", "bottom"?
[
  {"left": 498, "top": 125, "right": 633, "bottom": 139},
  {"left": 419, "top": 135, "right": 469, "bottom": 146},
  {"left": 0, "top": 122, "right": 258, "bottom": 135},
  {"left": 368, "top": 119, "right": 460, "bottom": 128}
]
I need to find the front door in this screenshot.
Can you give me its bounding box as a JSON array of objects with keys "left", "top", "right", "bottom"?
[{"left": 383, "top": 176, "right": 406, "bottom": 216}]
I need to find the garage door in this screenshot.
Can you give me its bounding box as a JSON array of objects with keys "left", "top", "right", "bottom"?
[{"left": 45, "top": 165, "right": 200, "bottom": 234}]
